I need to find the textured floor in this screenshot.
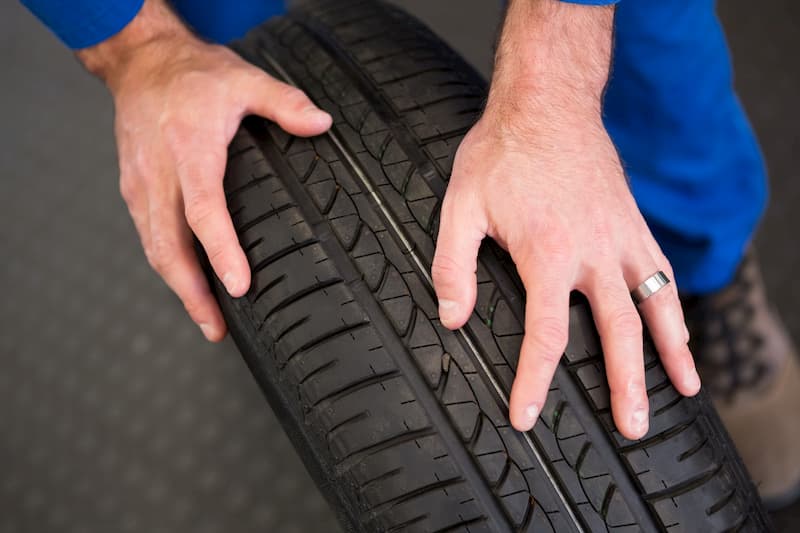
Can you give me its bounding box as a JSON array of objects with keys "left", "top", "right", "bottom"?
[{"left": 0, "top": 1, "right": 797, "bottom": 532}]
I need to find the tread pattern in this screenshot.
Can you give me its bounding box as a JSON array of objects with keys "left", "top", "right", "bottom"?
[{"left": 212, "top": 1, "right": 773, "bottom": 531}]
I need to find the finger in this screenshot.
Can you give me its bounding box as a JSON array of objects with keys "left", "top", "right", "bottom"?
[
  {"left": 508, "top": 259, "right": 573, "bottom": 432},
  {"left": 175, "top": 142, "right": 251, "bottom": 298},
  {"left": 431, "top": 186, "right": 487, "bottom": 329},
  {"left": 624, "top": 249, "right": 701, "bottom": 397},
  {"left": 637, "top": 230, "right": 685, "bottom": 338},
  {"left": 627, "top": 214, "right": 698, "bottom": 391},
  {"left": 148, "top": 182, "right": 227, "bottom": 342},
  {"left": 242, "top": 71, "right": 332, "bottom": 137},
  {"left": 584, "top": 269, "right": 649, "bottom": 440}
]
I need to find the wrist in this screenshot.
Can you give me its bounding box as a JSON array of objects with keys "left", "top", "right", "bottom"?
[
  {"left": 76, "top": 0, "right": 194, "bottom": 88},
  {"left": 485, "top": 0, "right": 613, "bottom": 132},
  {"left": 481, "top": 79, "right": 606, "bottom": 149},
  {"left": 484, "top": 77, "right": 603, "bottom": 128}
]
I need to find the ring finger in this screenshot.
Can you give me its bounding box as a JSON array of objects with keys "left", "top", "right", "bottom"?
[{"left": 623, "top": 244, "right": 701, "bottom": 398}]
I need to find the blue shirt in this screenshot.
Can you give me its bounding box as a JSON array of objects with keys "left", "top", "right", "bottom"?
[{"left": 22, "top": 0, "right": 618, "bottom": 49}]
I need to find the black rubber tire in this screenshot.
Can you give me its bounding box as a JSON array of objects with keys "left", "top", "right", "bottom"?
[{"left": 209, "top": 1, "right": 772, "bottom": 531}]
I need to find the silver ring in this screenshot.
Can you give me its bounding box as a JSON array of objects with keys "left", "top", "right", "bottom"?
[{"left": 631, "top": 271, "right": 670, "bottom": 304}]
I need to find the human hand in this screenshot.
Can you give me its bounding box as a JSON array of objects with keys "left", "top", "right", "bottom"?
[
  {"left": 78, "top": 1, "right": 331, "bottom": 341},
  {"left": 432, "top": 109, "right": 701, "bottom": 440}
]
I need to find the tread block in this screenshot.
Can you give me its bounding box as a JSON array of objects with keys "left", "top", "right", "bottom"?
[{"left": 216, "top": 2, "right": 771, "bottom": 531}]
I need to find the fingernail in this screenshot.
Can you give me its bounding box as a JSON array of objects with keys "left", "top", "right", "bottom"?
[
  {"left": 222, "top": 272, "right": 238, "bottom": 294},
  {"left": 683, "top": 324, "right": 690, "bottom": 343},
  {"left": 631, "top": 406, "right": 649, "bottom": 437},
  {"left": 522, "top": 404, "right": 540, "bottom": 431},
  {"left": 438, "top": 299, "right": 459, "bottom": 326},
  {"left": 304, "top": 106, "right": 331, "bottom": 122},
  {"left": 199, "top": 323, "right": 215, "bottom": 340}
]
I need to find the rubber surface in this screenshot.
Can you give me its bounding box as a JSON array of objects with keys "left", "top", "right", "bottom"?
[{"left": 212, "top": 1, "right": 773, "bottom": 531}]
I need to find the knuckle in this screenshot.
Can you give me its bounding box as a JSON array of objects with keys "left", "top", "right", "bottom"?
[
  {"left": 148, "top": 232, "right": 177, "bottom": 272},
  {"left": 131, "top": 150, "right": 155, "bottom": 181},
  {"left": 536, "top": 350, "right": 562, "bottom": 367},
  {"left": 437, "top": 194, "right": 459, "bottom": 227},
  {"left": 527, "top": 317, "right": 569, "bottom": 357},
  {"left": 204, "top": 241, "right": 226, "bottom": 266},
  {"left": 431, "top": 253, "right": 465, "bottom": 283},
  {"left": 657, "top": 256, "right": 676, "bottom": 280},
  {"left": 143, "top": 246, "right": 160, "bottom": 271},
  {"left": 606, "top": 308, "right": 643, "bottom": 338},
  {"left": 623, "top": 376, "right": 647, "bottom": 398},
  {"left": 182, "top": 298, "right": 205, "bottom": 321},
  {"left": 184, "top": 192, "right": 214, "bottom": 229},
  {"left": 277, "top": 84, "right": 310, "bottom": 110},
  {"left": 119, "top": 176, "right": 135, "bottom": 204}
]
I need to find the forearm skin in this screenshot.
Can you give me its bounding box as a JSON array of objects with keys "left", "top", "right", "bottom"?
[{"left": 486, "top": 0, "right": 615, "bottom": 135}]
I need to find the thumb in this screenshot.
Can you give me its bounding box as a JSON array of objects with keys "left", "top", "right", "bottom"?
[
  {"left": 244, "top": 71, "right": 332, "bottom": 137},
  {"left": 431, "top": 189, "right": 486, "bottom": 330}
]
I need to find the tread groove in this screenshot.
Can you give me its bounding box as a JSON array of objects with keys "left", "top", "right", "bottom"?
[
  {"left": 299, "top": 359, "right": 339, "bottom": 384},
  {"left": 251, "top": 274, "right": 286, "bottom": 303},
  {"left": 236, "top": 202, "right": 296, "bottom": 234},
  {"left": 225, "top": 173, "right": 275, "bottom": 199},
  {"left": 311, "top": 370, "right": 402, "bottom": 409},
  {"left": 275, "top": 314, "right": 310, "bottom": 344},
  {"left": 336, "top": 427, "right": 437, "bottom": 472},
  {"left": 677, "top": 436, "right": 709, "bottom": 462},
  {"left": 645, "top": 464, "right": 724, "bottom": 502},
  {"left": 214, "top": 5, "right": 772, "bottom": 532},
  {"left": 251, "top": 239, "right": 320, "bottom": 278},
  {"left": 707, "top": 489, "right": 737, "bottom": 516},
  {"left": 259, "top": 278, "right": 344, "bottom": 329},
  {"left": 282, "top": 321, "right": 371, "bottom": 368},
  {"left": 365, "top": 477, "right": 466, "bottom": 517},
  {"left": 359, "top": 467, "right": 404, "bottom": 493}
]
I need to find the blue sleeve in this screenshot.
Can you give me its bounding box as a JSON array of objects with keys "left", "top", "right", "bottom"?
[
  {"left": 22, "top": 0, "right": 615, "bottom": 51},
  {"left": 20, "top": 0, "right": 144, "bottom": 49}
]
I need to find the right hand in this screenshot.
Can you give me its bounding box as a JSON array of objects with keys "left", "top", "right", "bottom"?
[
  {"left": 432, "top": 110, "right": 699, "bottom": 440},
  {"left": 82, "top": 24, "right": 331, "bottom": 341}
]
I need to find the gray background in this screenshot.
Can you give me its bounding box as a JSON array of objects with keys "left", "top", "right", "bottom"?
[{"left": 0, "top": 0, "right": 798, "bottom": 531}]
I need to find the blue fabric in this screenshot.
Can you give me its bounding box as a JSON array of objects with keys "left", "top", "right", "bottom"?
[
  {"left": 21, "top": 0, "right": 145, "bottom": 49},
  {"left": 170, "top": 0, "right": 285, "bottom": 44},
  {"left": 19, "top": 0, "right": 617, "bottom": 50},
  {"left": 23, "top": 0, "right": 766, "bottom": 294},
  {"left": 20, "top": 0, "right": 283, "bottom": 48},
  {"left": 604, "top": 0, "right": 766, "bottom": 293}
]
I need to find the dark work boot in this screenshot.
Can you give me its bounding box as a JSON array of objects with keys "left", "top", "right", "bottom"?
[{"left": 682, "top": 249, "right": 800, "bottom": 510}]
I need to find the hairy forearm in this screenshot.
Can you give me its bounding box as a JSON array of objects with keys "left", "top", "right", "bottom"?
[
  {"left": 486, "top": 0, "right": 614, "bottom": 128},
  {"left": 76, "top": 0, "right": 193, "bottom": 87}
]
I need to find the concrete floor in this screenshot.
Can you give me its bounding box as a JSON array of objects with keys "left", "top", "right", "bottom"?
[{"left": 0, "top": 0, "right": 797, "bottom": 531}]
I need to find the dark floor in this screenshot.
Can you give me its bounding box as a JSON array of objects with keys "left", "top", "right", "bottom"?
[{"left": 0, "top": 1, "right": 797, "bottom": 532}]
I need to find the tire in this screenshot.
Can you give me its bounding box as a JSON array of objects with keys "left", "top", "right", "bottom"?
[{"left": 210, "top": 1, "right": 772, "bottom": 531}]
